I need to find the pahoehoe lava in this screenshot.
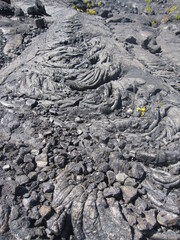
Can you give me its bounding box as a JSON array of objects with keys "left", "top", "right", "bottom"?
[{"left": 0, "top": 0, "right": 180, "bottom": 239}]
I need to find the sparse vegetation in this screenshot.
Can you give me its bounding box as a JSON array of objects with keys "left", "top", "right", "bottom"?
[
  {"left": 137, "top": 107, "right": 146, "bottom": 117},
  {"left": 165, "top": 4, "right": 180, "bottom": 21},
  {"left": 176, "top": 14, "right": 180, "bottom": 20},
  {"left": 144, "top": 0, "right": 152, "bottom": 14},
  {"left": 151, "top": 20, "right": 156, "bottom": 26},
  {"left": 86, "top": 8, "right": 96, "bottom": 15},
  {"left": 97, "top": 1, "right": 101, "bottom": 7},
  {"left": 144, "top": 5, "right": 151, "bottom": 14},
  {"left": 166, "top": 5, "right": 178, "bottom": 14},
  {"left": 72, "top": 0, "right": 102, "bottom": 15}
]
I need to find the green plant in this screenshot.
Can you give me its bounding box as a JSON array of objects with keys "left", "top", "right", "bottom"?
[
  {"left": 171, "top": 5, "right": 178, "bottom": 12},
  {"left": 144, "top": 0, "right": 152, "bottom": 14},
  {"left": 87, "top": 2, "right": 92, "bottom": 8},
  {"left": 166, "top": 5, "right": 178, "bottom": 14},
  {"left": 72, "top": 0, "right": 101, "bottom": 15},
  {"left": 144, "top": 5, "right": 151, "bottom": 14},
  {"left": 77, "top": 8, "right": 83, "bottom": 12},
  {"left": 97, "top": 1, "right": 101, "bottom": 7},
  {"left": 165, "top": 4, "right": 180, "bottom": 21},
  {"left": 151, "top": 20, "right": 156, "bottom": 26},
  {"left": 176, "top": 14, "right": 180, "bottom": 20},
  {"left": 86, "top": 8, "right": 96, "bottom": 15}
]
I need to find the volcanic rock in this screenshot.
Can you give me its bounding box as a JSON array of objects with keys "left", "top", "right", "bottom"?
[
  {"left": 0, "top": 0, "right": 180, "bottom": 239},
  {"left": 121, "top": 186, "right": 138, "bottom": 203},
  {"left": 157, "top": 210, "right": 179, "bottom": 227},
  {"left": 35, "top": 153, "right": 48, "bottom": 168},
  {"left": 0, "top": 0, "right": 14, "bottom": 15},
  {"left": 0, "top": 204, "right": 10, "bottom": 234}
]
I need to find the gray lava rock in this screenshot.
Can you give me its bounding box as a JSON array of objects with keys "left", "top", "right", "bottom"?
[
  {"left": 39, "top": 205, "right": 52, "bottom": 218},
  {"left": 150, "top": 231, "right": 180, "bottom": 240},
  {"left": 15, "top": 7, "right": 24, "bottom": 16},
  {"left": 137, "top": 209, "right": 157, "bottom": 232},
  {"left": 97, "top": 162, "right": 110, "bottom": 172},
  {"left": 122, "top": 207, "right": 137, "bottom": 226},
  {"left": 88, "top": 171, "right": 105, "bottom": 184},
  {"left": 35, "top": 18, "right": 46, "bottom": 29},
  {"left": 35, "top": 153, "right": 48, "bottom": 168},
  {"left": 106, "top": 170, "right": 115, "bottom": 185},
  {"left": 126, "top": 36, "right": 137, "bottom": 44},
  {"left": 37, "top": 171, "right": 49, "bottom": 182},
  {"left": 23, "top": 191, "right": 39, "bottom": 209},
  {"left": 0, "top": 1, "right": 14, "bottom": 15},
  {"left": 103, "top": 186, "right": 121, "bottom": 199},
  {"left": 121, "top": 186, "right": 138, "bottom": 203},
  {"left": 100, "top": 9, "right": 111, "bottom": 18},
  {"left": 157, "top": 210, "right": 179, "bottom": 227},
  {"left": 42, "top": 182, "right": 54, "bottom": 193},
  {"left": 116, "top": 172, "right": 128, "bottom": 184},
  {"left": 127, "top": 163, "right": 145, "bottom": 180},
  {"left": 124, "top": 177, "right": 138, "bottom": 187},
  {"left": 0, "top": 204, "right": 10, "bottom": 234},
  {"left": 27, "top": 0, "right": 50, "bottom": 17},
  {"left": 27, "top": 6, "right": 39, "bottom": 16},
  {"left": 25, "top": 99, "right": 37, "bottom": 108},
  {"left": 15, "top": 175, "right": 29, "bottom": 185}
]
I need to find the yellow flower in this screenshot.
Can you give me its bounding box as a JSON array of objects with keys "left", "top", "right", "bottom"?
[{"left": 136, "top": 107, "right": 146, "bottom": 116}]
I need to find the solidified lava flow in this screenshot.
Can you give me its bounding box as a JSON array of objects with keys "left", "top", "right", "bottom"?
[{"left": 0, "top": 0, "right": 180, "bottom": 239}]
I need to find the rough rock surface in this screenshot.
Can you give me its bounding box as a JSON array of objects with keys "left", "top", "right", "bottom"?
[{"left": 0, "top": 0, "right": 180, "bottom": 239}]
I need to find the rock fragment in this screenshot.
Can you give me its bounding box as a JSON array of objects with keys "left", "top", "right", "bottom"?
[
  {"left": 15, "top": 175, "right": 29, "bottom": 185},
  {"left": 2, "top": 164, "right": 10, "bottom": 170},
  {"left": 39, "top": 205, "right": 52, "bottom": 218},
  {"left": 35, "top": 153, "right": 48, "bottom": 168},
  {"left": 116, "top": 172, "right": 128, "bottom": 183},
  {"left": 103, "top": 186, "right": 121, "bottom": 199},
  {"left": 0, "top": 204, "right": 10, "bottom": 234},
  {"left": 25, "top": 99, "right": 37, "bottom": 108},
  {"left": 121, "top": 186, "right": 138, "bottom": 203},
  {"left": 0, "top": 1, "right": 14, "bottom": 15},
  {"left": 42, "top": 182, "right": 54, "bottom": 193},
  {"left": 157, "top": 210, "right": 179, "bottom": 227},
  {"left": 106, "top": 170, "right": 115, "bottom": 185}
]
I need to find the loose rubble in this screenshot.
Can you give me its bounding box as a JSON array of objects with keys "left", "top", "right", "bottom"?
[{"left": 0, "top": 0, "right": 180, "bottom": 239}]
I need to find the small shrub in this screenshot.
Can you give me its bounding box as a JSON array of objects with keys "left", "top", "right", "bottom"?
[
  {"left": 144, "top": 5, "right": 151, "bottom": 14},
  {"left": 72, "top": 0, "right": 100, "bottom": 15},
  {"left": 171, "top": 5, "right": 178, "bottom": 12},
  {"left": 86, "top": 8, "right": 96, "bottom": 15},
  {"left": 97, "top": 1, "right": 101, "bottom": 7},
  {"left": 165, "top": 4, "right": 180, "bottom": 21},
  {"left": 176, "top": 14, "right": 180, "bottom": 20},
  {"left": 166, "top": 5, "right": 178, "bottom": 14},
  {"left": 77, "top": 8, "right": 83, "bottom": 12},
  {"left": 151, "top": 20, "right": 156, "bottom": 26}
]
